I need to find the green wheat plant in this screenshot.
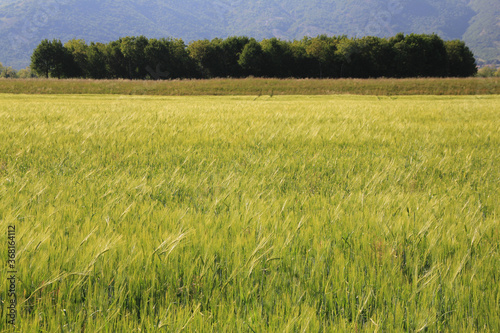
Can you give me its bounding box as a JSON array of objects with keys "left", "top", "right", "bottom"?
[{"left": 0, "top": 94, "right": 499, "bottom": 331}]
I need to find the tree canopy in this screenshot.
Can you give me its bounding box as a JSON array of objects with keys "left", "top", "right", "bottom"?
[
  {"left": 31, "top": 39, "right": 76, "bottom": 78},
  {"left": 30, "top": 34, "right": 478, "bottom": 80}
]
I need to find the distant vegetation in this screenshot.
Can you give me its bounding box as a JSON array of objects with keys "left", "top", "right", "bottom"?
[
  {"left": 477, "top": 66, "right": 500, "bottom": 78},
  {"left": 0, "top": 62, "right": 37, "bottom": 78},
  {"left": 29, "top": 34, "right": 477, "bottom": 80}
]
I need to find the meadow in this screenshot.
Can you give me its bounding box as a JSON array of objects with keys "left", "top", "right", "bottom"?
[
  {"left": 0, "top": 77, "right": 499, "bottom": 96},
  {"left": 0, "top": 93, "right": 499, "bottom": 331}
]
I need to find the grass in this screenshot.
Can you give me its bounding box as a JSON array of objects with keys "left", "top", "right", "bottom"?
[
  {"left": 0, "top": 77, "right": 499, "bottom": 96},
  {"left": 0, "top": 94, "right": 499, "bottom": 331}
]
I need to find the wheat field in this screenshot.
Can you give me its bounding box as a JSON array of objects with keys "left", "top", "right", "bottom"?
[{"left": 0, "top": 94, "right": 499, "bottom": 331}]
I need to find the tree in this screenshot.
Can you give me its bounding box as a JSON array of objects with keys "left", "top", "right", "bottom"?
[
  {"left": 187, "top": 37, "right": 249, "bottom": 78},
  {"left": 260, "top": 38, "right": 294, "bottom": 78},
  {"left": 477, "top": 66, "right": 496, "bottom": 77},
  {"left": 17, "top": 66, "right": 37, "bottom": 78},
  {"left": 390, "top": 33, "right": 448, "bottom": 77},
  {"left": 145, "top": 38, "right": 197, "bottom": 79},
  {"left": 168, "top": 39, "right": 199, "bottom": 79},
  {"left": 144, "top": 38, "right": 172, "bottom": 79},
  {"left": 218, "top": 36, "right": 250, "bottom": 77},
  {"left": 105, "top": 40, "right": 128, "bottom": 79},
  {"left": 187, "top": 39, "right": 215, "bottom": 78},
  {"left": 86, "top": 42, "right": 109, "bottom": 79},
  {"left": 335, "top": 38, "right": 359, "bottom": 78},
  {"left": 31, "top": 39, "right": 76, "bottom": 78},
  {"left": 238, "top": 39, "right": 264, "bottom": 76},
  {"left": 344, "top": 36, "right": 395, "bottom": 78},
  {"left": 119, "top": 36, "right": 149, "bottom": 79},
  {"left": 28, "top": 34, "right": 480, "bottom": 80},
  {"left": 289, "top": 40, "right": 314, "bottom": 78},
  {"left": 305, "top": 36, "right": 339, "bottom": 78},
  {"left": 65, "top": 39, "right": 89, "bottom": 77},
  {"left": 445, "top": 40, "right": 477, "bottom": 77},
  {"left": 31, "top": 39, "right": 54, "bottom": 78},
  {"left": 0, "top": 62, "right": 18, "bottom": 78}
]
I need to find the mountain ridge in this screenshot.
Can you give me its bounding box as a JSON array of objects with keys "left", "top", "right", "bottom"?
[{"left": 1, "top": 0, "right": 498, "bottom": 69}]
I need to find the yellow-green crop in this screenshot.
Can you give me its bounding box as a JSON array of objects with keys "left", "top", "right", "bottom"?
[{"left": 1, "top": 94, "right": 499, "bottom": 331}]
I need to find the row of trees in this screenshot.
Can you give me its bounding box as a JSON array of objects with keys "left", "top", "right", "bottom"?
[
  {"left": 30, "top": 34, "right": 477, "bottom": 79},
  {"left": 0, "top": 63, "right": 37, "bottom": 78},
  {"left": 477, "top": 66, "right": 500, "bottom": 77}
]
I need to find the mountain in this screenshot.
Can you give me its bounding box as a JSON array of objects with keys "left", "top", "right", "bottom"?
[{"left": 0, "top": 0, "right": 498, "bottom": 69}]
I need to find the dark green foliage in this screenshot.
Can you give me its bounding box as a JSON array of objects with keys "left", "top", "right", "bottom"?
[
  {"left": 145, "top": 38, "right": 198, "bottom": 79},
  {"left": 390, "top": 33, "right": 449, "bottom": 78},
  {"left": 216, "top": 37, "right": 250, "bottom": 78},
  {"left": 86, "top": 43, "right": 108, "bottom": 79},
  {"left": 187, "top": 37, "right": 250, "bottom": 78},
  {"left": 105, "top": 40, "right": 128, "bottom": 79},
  {"left": 303, "top": 35, "right": 341, "bottom": 78},
  {"left": 445, "top": 40, "right": 478, "bottom": 77},
  {"left": 288, "top": 40, "right": 315, "bottom": 78},
  {"left": 238, "top": 39, "right": 265, "bottom": 77},
  {"left": 187, "top": 39, "right": 217, "bottom": 78},
  {"left": 336, "top": 38, "right": 362, "bottom": 78},
  {"left": 64, "top": 39, "right": 88, "bottom": 78},
  {"left": 261, "top": 38, "right": 295, "bottom": 78},
  {"left": 354, "top": 37, "right": 394, "bottom": 78},
  {"left": 29, "top": 34, "right": 478, "bottom": 79},
  {"left": 30, "top": 39, "right": 76, "bottom": 78},
  {"left": 169, "top": 39, "right": 200, "bottom": 79},
  {"left": 119, "top": 36, "right": 149, "bottom": 79}
]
